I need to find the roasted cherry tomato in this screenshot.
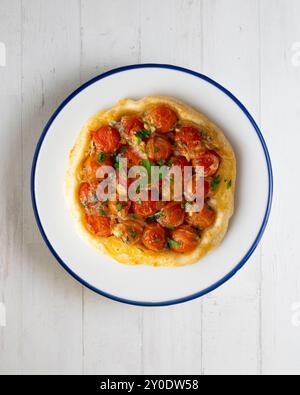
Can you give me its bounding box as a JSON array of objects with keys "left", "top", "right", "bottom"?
[
  {"left": 91, "top": 126, "right": 121, "bottom": 153},
  {"left": 112, "top": 219, "right": 144, "bottom": 245},
  {"left": 169, "top": 156, "right": 191, "bottom": 170},
  {"left": 78, "top": 182, "right": 98, "bottom": 206},
  {"left": 158, "top": 202, "right": 185, "bottom": 229},
  {"left": 185, "top": 175, "right": 210, "bottom": 202},
  {"left": 175, "top": 125, "right": 205, "bottom": 159},
  {"left": 108, "top": 199, "right": 131, "bottom": 219},
  {"left": 169, "top": 226, "right": 199, "bottom": 253},
  {"left": 147, "top": 105, "right": 178, "bottom": 133},
  {"left": 120, "top": 146, "right": 142, "bottom": 168},
  {"left": 132, "top": 199, "right": 161, "bottom": 218},
  {"left": 186, "top": 203, "right": 216, "bottom": 230},
  {"left": 83, "top": 154, "right": 112, "bottom": 181},
  {"left": 121, "top": 115, "right": 144, "bottom": 140},
  {"left": 85, "top": 213, "right": 112, "bottom": 237},
  {"left": 142, "top": 223, "right": 166, "bottom": 252},
  {"left": 192, "top": 150, "right": 220, "bottom": 177},
  {"left": 146, "top": 136, "right": 172, "bottom": 162}
]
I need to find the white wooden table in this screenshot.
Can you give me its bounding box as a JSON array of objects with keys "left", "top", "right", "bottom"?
[{"left": 0, "top": 0, "right": 299, "bottom": 375}]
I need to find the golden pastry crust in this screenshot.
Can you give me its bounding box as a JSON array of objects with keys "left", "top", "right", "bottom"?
[{"left": 65, "top": 96, "right": 236, "bottom": 266}]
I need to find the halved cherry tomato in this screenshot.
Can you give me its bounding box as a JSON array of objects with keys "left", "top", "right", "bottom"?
[
  {"left": 147, "top": 105, "right": 178, "bottom": 133},
  {"left": 169, "top": 226, "right": 199, "bottom": 253},
  {"left": 120, "top": 146, "right": 142, "bottom": 167},
  {"left": 78, "top": 182, "right": 98, "bottom": 206},
  {"left": 112, "top": 219, "right": 144, "bottom": 245},
  {"left": 132, "top": 191, "right": 161, "bottom": 217},
  {"left": 186, "top": 203, "right": 216, "bottom": 230},
  {"left": 185, "top": 175, "right": 210, "bottom": 202},
  {"left": 175, "top": 125, "right": 205, "bottom": 159},
  {"left": 91, "top": 126, "right": 121, "bottom": 153},
  {"left": 121, "top": 115, "right": 144, "bottom": 140},
  {"left": 146, "top": 136, "right": 172, "bottom": 162},
  {"left": 108, "top": 199, "right": 131, "bottom": 219},
  {"left": 169, "top": 156, "right": 191, "bottom": 170},
  {"left": 158, "top": 202, "right": 185, "bottom": 229},
  {"left": 83, "top": 154, "right": 112, "bottom": 181},
  {"left": 192, "top": 150, "right": 220, "bottom": 177},
  {"left": 142, "top": 223, "right": 166, "bottom": 252},
  {"left": 85, "top": 213, "right": 112, "bottom": 237}
]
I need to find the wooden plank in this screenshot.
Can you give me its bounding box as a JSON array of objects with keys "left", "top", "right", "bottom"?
[
  {"left": 260, "top": 0, "right": 300, "bottom": 375},
  {"left": 201, "top": 0, "right": 262, "bottom": 375},
  {"left": 0, "top": 0, "right": 22, "bottom": 374},
  {"left": 20, "top": 0, "right": 83, "bottom": 374},
  {"left": 80, "top": 0, "right": 143, "bottom": 375},
  {"left": 140, "top": 0, "right": 203, "bottom": 375}
]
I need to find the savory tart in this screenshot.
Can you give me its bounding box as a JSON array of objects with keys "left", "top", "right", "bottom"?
[{"left": 65, "top": 96, "right": 236, "bottom": 266}]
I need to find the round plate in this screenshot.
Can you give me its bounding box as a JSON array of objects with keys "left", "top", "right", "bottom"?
[{"left": 31, "top": 64, "right": 273, "bottom": 306}]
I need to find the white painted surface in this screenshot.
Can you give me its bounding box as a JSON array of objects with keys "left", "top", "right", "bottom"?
[{"left": 0, "top": 0, "right": 299, "bottom": 375}]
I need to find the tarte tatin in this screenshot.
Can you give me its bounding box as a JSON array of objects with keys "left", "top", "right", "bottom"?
[{"left": 65, "top": 96, "right": 236, "bottom": 266}]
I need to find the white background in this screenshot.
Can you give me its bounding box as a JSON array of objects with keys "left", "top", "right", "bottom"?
[{"left": 0, "top": 0, "right": 299, "bottom": 375}]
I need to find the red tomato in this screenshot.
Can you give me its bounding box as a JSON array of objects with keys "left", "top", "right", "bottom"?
[
  {"left": 91, "top": 126, "right": 121, "bottom": 153},
  {"left": 186, "top": 203, "right": 216, "bottom": 230},
  {"left": 147, "top": 105, "right": 178, "bottom": 133},
  {"left": 85, "top": 214, "right": 112, "bottom": 237},
  {"left": 121, "top": 146, "right": 142, "bottom": 167},
  {"left": 121, "top": 115, "right": 144, "bottom": 140},
  {"left": 174, "top": 125, "right": 205, "bottom": 159},
  {"left": 146, "top": 136, "right": 173, "bottom": 162},
  {"left": 142, "top": 223, "right": 166, "bottom": 252},
  {"left": 78, "top": 182, "right": 97, "bottom": 206},
  {"left": 108, "top": 199, "right": 131, "bottom": 219},
  {"left": 185, "top": 175, "right": 210, "bottom": 202},
  {"left": 192, "top": 150, "right": 220, "bottom": 177},
  {"left": 169, "top": 156, "right": 191, "bottom": 170},
  {"left": 83, "top": 154, "right": 113, "bottom": 181},
  {"left": 112, "top": 220, "right": 144, "bottom": 245},
  {"left": 169, "top": 226, "right": 199, "bottom": 253},
  {"left": 132, "top": 192, "right": 161, "bottom": 217},
  {"left": 158, "top": 202, "right": 185, "bottom": 229}
]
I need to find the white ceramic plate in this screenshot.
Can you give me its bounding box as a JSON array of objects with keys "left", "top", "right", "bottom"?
[{"left": 31, "top": 64, "right": 273, "bottom": 306}]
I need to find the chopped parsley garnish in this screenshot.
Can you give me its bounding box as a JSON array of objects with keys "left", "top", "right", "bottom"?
[
  {"left": 117, "top": 203, "right": 123, "bottom": 212},
  {"left": 97, "top": 153, "right": 106, "bottom": 164},
  {"left": 167, "top": 238, "right": 181, "bottom": 249},
  {"left": 140, "top": 159, "right": 154, "bottom": 176},
  {"left": 226, "top": 179, "right": 232, "bottom": 190},
  {"left": 128, "top": 226, "right": 136, "bottom": 240},
  {"left": 211, "top": 175, "right": 221, "bottom": 191},
  {"left": 135, "top": 128, "right": 151, "bottom": 141},
  {"left": 154, "top": 147, "right": 159, "bottom": 153}
]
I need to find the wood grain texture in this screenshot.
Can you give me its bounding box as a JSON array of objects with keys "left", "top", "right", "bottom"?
[
  {"left": 0, "top": 0, "right": 299, "bottom": 375},
  {"left": 201, "top": 0, "right": 262, "bottom": 375}
]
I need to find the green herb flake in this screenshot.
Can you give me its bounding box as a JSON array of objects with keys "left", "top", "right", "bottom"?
[
  {"left": 211, "top": 175, "right": 221, "bottom": 191},
  {"left": 154, "top": 238, "right": 161, "bottom": 243},
  {"left": 117, "top": 203, "right": 123, "bottom": 212},
  {"left": 226, "top": 179, "right": 232, "bottom": 190},
  {"left": 140, "top": 159, "right": 154, "bottom": 176},
  {"left": 167, "top": 238, "right": 181, "bottom": 249},
  {"left": 128, "top": 226, "right": 136, "bottom": 240},
  {"left": 154, "top": 147, "right": 159, "bottom": 153},
  {"left": 97, "top": 153, "right": 107, "bottom": 164},
  {"left": 135, "top": 129, "right": 151, "bottom": 143}
]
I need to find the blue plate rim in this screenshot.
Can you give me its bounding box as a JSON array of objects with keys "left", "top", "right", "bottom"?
[{"left": 31, "top": 63, "right": 273, "bottom": 307}]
